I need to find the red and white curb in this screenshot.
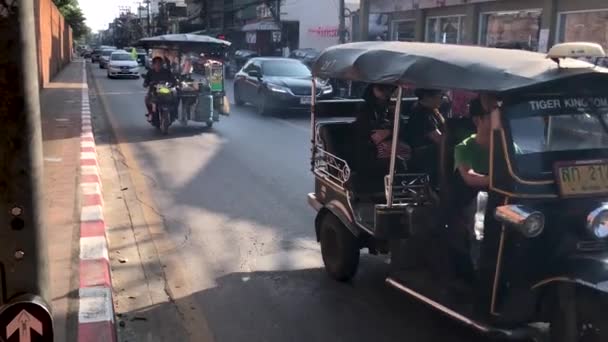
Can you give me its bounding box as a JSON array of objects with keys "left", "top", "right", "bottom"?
[{"left": 77, "top": 61, "right": 117, "bottom": 342}]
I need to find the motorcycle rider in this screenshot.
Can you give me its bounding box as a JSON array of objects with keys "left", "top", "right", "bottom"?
[{"left": 143, "top": 56, "right": 178, "bottom": 121}]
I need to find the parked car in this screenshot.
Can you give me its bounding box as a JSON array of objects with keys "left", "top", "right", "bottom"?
[
  {"left": 289, "top": 48, "right": 320, "bottom": 67},
  {"left": 91, "top": 48, "right": 103, "bottom": 62},
  {"left": 227, "top": 49, "right": 258, "bottom": 78},
  {"left": 99, "top": 48, "right": 116, "bottom": 69},
  {"left": 106, "top": 51, "right": 140, "bottom": 79},
  {"left": 233, "top": 57, "right": 333, "bottom": 115}
]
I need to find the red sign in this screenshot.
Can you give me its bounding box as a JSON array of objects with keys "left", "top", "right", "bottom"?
[{"left": 308, "top": 26, "right": 339, "bottom": 37}]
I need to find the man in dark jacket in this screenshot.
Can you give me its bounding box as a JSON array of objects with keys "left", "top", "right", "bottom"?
[
  {"left": 143, "top": 56, "right": 178, "bottom": 120},
  {"left": 353, "top": 84, "right": 411, "bottom": 193}
]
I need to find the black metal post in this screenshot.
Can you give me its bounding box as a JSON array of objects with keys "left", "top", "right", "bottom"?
[
  {"left": 339, "top": 0, "right": 345, "bottom": 44},
  {"left": 0, "top": 0, "right": 54, "bottom": 340}
]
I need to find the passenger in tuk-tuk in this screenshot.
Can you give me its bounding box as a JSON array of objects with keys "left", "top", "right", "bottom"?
[
  {"left": 353, "top": 84, "right": 411, "bottom": 193},
  {"left": 402, "top": 88, "right": 445, "bottom": 186}
]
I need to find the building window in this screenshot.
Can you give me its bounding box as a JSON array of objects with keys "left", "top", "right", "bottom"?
[
  {"left": 426, "top": 16, "right": 465, "bottom": 44},
  {"left": 391, "top": 20, "right": 415, "bottom": 41},
  {"left": 479, "top": 10, "right": 542, "bottom": 51},
  {"left": 557, "top": 9, "right": 608, "bottom": 49}
]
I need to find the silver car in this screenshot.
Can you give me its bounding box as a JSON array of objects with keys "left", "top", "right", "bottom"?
[
  {"left": 99, "top": 49, "right": 116, "bottom": 69},
  {"left": 106, "top": 51, "right": 140, "bottom": 79}
]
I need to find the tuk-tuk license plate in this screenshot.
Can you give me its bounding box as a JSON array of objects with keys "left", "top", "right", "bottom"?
[
  {"left": 556, "top": 161, "right": 608, "bottom": 197},
  {"left": 300, "top": 97, "right": 312, "bottom": 105}
]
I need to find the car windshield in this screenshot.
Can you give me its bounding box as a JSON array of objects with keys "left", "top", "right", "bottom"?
[
  {"left": 506, "top": 96, "right": 608, "bottom": 176},
  {"left": 112, "top": 54, "right": 134, "bottom": 61},
  {"left": 102, "top": 50, "right": 115, "bottom": 56},
  {"left": 262, "top": 60, "right": 311, "bottom": 77}
]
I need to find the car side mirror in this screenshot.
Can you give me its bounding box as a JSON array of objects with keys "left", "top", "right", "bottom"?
[{"left": 248, "top": 70, "right": 261, "bottom": 78}]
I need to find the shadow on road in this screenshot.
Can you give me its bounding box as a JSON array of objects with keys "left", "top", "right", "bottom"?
[{"left": 117, "top": 266, "right": 485, "bottom": 342}]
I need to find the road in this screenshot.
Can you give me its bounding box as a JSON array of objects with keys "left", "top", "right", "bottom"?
[{"left": 87, "top": 64, "right": 483, "bottom": 342}]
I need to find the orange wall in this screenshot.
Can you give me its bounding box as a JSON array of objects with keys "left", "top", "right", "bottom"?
[{"left": 34, "top": 0, "right": 73, "bottom": 87}]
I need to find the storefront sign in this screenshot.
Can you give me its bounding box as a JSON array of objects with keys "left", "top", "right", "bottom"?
[
  {"left": 371, "top": 0, "right": 493, "bottom": 12},
  {"left": 308, "top": 26, "right": 339, "bottom": 38},
  {"left": 246, "top": 32, "right": 257, "bottom": 44},
  {"left": 272, "top": 31, "right": 281, "bottom": 42}
]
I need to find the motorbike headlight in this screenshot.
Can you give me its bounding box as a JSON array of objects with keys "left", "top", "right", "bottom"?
[
  {"left": 495, "top": 205, "right": 545, "bottom": 238},
  {"left": 587, "top": 205, "right": 608, "bottom": 239},
  {"left": 267, "top": 83, "right": 289, "bottom": 93}
]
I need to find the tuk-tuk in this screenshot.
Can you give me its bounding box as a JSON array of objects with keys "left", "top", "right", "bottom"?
[
  {"left": 138, "top": 34, "right": 231, "bottom": 132},
  {"left": 307, "top": 41, "right": 608, "bottom": 341}
]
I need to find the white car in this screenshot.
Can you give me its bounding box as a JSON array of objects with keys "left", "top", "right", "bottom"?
[{"left": 107, "top": 51, "right": 140, "bottom": 79}]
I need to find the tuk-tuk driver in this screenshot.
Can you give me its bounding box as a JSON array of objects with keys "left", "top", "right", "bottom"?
[
  {"left": 453, "top": 94, "right": 497, "bottom": 190},
  {"left": 143, "top": 56, "right": 178, "bottom": 121}
]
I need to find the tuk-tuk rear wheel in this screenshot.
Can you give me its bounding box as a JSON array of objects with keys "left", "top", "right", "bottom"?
[{"left": 319, "top": 214, "right": 359, "bottom": 282}]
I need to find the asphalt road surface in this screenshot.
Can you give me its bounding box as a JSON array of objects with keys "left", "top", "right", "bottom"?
[{"left": 88, "top": 65, "right": 485, "bottom": 342}]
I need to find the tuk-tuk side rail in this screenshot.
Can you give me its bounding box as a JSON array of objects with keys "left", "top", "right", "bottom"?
[
  {"left": 384, "top": 173, "right": 431, "bottom": 205},
  {"left": 313, "top": 147, "right": 351, "bottom": 189}
]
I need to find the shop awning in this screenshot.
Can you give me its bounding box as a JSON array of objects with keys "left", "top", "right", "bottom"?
[{"left": 241, "top": 21, "right": 280, "bottom": 32}]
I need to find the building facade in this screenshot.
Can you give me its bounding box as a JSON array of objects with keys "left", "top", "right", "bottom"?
[{"left": 369, "top": 0, "right": 608, "bottom": 52}]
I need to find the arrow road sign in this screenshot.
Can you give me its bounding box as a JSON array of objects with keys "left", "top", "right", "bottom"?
[
  {"left": 0, "top": 294, "right": 53, "bottom": 342},
  {"left": 6, "top": 310, "right": 43, "bottom": 342}
]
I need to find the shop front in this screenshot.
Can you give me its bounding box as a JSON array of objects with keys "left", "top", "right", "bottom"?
[{"left": 479, "top": 9, "right": 542, "bottom": 50}]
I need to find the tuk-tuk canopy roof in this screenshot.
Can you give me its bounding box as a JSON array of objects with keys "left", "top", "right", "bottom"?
[
  {"left": 312, "top": 41, "right": 608, "bottom": 92},
  {"left": 138, "top": 34, "right": 231, "bottom": 52}
]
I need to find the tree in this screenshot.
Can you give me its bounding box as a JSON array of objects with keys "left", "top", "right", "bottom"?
[{"left": 52, "top": 0, "right": 89, "bottom": 39}]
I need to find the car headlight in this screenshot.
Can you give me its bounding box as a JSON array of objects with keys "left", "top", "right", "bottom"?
[
  {"left": 267, "top": 83, "right": 290, "bottom": 93},
  {"left": 495, "top": 205, "right": 545, "bottom": 238},
  {"left": 587, "top": 204, "right": 608, "bottom": 239},
  {"left": 322, "top": 84, "right": 333, "bottom": 94}
]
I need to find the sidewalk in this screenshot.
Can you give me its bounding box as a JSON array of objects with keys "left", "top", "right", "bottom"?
[{"left": 40, "top": 59, "right": 115, "bottom": 341}]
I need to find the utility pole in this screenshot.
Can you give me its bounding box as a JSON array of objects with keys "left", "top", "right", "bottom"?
[
  {"left": 338, "top": 0, "right": 345, "bottom": 44},
  {"left": 144, "top": 0, "right": 152, "bottom": 36},
  {"left": 359, "top": 0, "right": 369, "bottom": 41},
  {"left": 0, "top": 0, "right": 54, "bottom": 341}
]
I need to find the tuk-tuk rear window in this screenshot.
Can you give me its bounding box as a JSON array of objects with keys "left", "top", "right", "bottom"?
[{"left": 506, "top": 96, "right": 608, "bottom": 155}]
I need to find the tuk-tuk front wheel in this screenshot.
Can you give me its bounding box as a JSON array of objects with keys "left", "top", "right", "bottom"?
[
  {"left": 319, "top": 214, "right": 360, "bottom": 282},
  {"left": 550, "top": 283, "right": 608, "bottom": 342}
]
